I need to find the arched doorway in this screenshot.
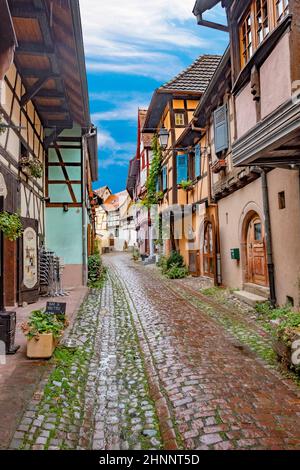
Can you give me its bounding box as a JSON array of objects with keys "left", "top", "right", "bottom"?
[
  {"left": 244, "top": 212, "right": 268, "bottom": 286},
  {"left": 203, "top": 221, "right": 215, "bottom": 278}
]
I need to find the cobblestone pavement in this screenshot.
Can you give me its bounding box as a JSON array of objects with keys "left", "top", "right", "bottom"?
[
  {"left": 10, "top": 268, "right": 162, "bottom": 450},
  {"left": 104, "top": 254, "right": 300, "bottom": 450},
  {"left": 10, "top": 253, "right": 300, "bottom": 450}
]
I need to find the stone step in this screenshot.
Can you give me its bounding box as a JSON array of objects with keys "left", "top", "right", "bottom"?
[
  {"left": 233, "top": 290, "right": 268, "bottom": 307},
  {"left": 244, "top": 283, "right": 270, "bottom": 299}
]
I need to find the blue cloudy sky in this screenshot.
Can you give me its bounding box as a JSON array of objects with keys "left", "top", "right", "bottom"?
[{"left": 79, "top": 0, "right": 228, "bottom": 194}]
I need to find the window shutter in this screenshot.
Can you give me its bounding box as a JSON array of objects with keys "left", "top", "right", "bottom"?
[
  {"left": 194, "top": 145, "right": 201, "bottom": 178},
  {"left": 177, "top": 154, "right": 188, "bottom": 185},
  {"left": 156, "top": 177, "right": 160, "bottom": 193},
  {"left": 162, "top": 166, "right": 167, "bottom": 191},
  {"left": 214, "top": 104, "right": 228, "bottom": 154}
]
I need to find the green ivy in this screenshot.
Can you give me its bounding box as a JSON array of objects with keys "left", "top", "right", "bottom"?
[
  {"left": 141, "top": 135, "right": 163, "bottom": 207},
  {"left": 0, "top": 211, "right": 23, "bottom": 241}
]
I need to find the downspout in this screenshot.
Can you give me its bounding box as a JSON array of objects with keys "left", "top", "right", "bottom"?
[
  {"left": 81, "top": 138, "right": 87, "bottom": 286},
  {"left": 261, "top": 169, "right": 277, "bottom": 306}
]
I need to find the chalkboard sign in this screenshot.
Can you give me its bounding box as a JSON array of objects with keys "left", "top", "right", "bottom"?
[{"left": 46, "top": 302, "right": 66, "bottom": 316}]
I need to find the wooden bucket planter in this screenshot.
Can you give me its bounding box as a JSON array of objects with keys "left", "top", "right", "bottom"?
[{"left": 27, "top": 333, "right": 57, "bottom": 359}]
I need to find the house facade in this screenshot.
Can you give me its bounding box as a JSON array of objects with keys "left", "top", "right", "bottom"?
[
  {"left": 0, "top": 0, "right": 98, "bottom": 306},
  {"left": 191, "top": 0, "right": 300, "bottom": 306},
  {"left": 127, "top": 109, "right": 155, "bottom": 258},
  {"left": 141, "top": 55, "right": 221, "bottom": 271},
  {"left": 101, "top": 190, "right": 136, "bottom": 252}
]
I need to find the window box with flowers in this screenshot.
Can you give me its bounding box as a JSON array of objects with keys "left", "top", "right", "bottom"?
[{"left": 20, "top": 156, "right": 43, "bottom": 179}]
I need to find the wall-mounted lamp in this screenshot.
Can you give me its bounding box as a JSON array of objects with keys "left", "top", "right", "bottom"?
[
  {"left": 63, "top": 203, "right": 69, "bottom": 212},
  {"left": 158, "top": 126, "right": 169, "bottom": 150}
]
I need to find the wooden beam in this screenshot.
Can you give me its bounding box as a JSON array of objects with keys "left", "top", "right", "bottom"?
[
  {"left": 16, "top": 43, "right": 55, "bottom": 57},
  {"left": 44, "top": 127, "right": 65, "bottom": 149},
  {"left": 20, "top": 75, "right": 51, "bottom": 107},
  {"left": 47, "top": 162, "right": 82, "bottom": 167},
  {"left": 35, "top": 90, "right": 65, "bottom": 99},
  {"left": 44, "top": 120, "right": 73, "bottom": 129},
  {"left": 22, "top": 69, "right": 60, "bottom": 79},
  {"left": 35, "top": 105, "right": 69, "bottom": 114},
  {"left": 53, "top": 144, "right": 77, "bottom": 203},
  {"left": 48, "top": 180, "right": 82, "bottom": 185},
  {"left": 9, "top": 5, "right": 43, "bottom": 18}
]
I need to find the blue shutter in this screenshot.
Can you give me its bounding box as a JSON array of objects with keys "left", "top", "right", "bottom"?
[
  {"left": 162, "top": 166, "right": 167, "bottom": 191},
  {"left": 156, "top": 177, "right": 160, "bottom": 192},
  {"left": 194, "top": 145, "right": 201, "bottom": 178},
  {"left": 214, "top": 104, "right": 228, "bottom": 153},
  {"left": 177, "top": 154, "right": 188, "bottom": 185}
]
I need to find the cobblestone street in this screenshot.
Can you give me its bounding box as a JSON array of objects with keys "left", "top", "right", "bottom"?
[{"left": 11, "top": 253, "right": 300, "bottom": 450}]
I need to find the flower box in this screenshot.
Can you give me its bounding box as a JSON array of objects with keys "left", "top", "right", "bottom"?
[{"left": 27, "top": 333, "right": 56, "bottom": 359}]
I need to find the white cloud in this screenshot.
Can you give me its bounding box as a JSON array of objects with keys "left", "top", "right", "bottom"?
[
  {"left": 79, "top": 0, "right": 214, "bottom": 80},
  {"left": 97, "top": 127, "right": 136, "bottom": 169}
]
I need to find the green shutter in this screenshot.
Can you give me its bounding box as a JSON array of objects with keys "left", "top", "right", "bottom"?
[
  {"left": 194, "top": 145, "right": 201, "bottom": 178},
  {"left": 177, "top": 154, "right": 188, "bottom": 185}
]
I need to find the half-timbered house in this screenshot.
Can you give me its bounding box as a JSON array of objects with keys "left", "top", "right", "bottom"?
[
  {"left": 0, "top": 0, "right": 97, "bottom": 306},
  {"left": 142, "top": 55, "right": 221, "bottom": 269},
  {"left": 193, "top": 0, "right": 300, "bottom": 307}
]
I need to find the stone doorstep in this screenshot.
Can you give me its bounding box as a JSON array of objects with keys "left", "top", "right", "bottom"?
[
  {"left": 233, "top": 290, "right": 268, "bottom": 307},
  {"left": 244, "top": 283, "right": 270, "bottom": 299}
]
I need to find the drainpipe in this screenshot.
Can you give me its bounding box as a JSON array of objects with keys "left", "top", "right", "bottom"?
[
  {"left": 81, "top": 140, "right": 87, "bottom": 286},
  {"left": 261, "top": 169, "right": 277, "bottom": 307}
]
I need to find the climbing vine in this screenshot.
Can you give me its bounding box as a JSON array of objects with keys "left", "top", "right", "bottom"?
[{"left": 141, "top": 135, "right": 163, "bottom": 207}]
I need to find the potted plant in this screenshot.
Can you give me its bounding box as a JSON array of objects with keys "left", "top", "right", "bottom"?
[
  {"left": 178, "top": 180, "right": 193, "bottom": 191},
  {"left": 272, "top": 311, "right": 300, "bottom": 373},
  {"left": 22, "top": 310, "right": 65, "bottom": 359},
  {"left": 0, "top": 211, "right": 23, "bottom": 241},
  {"left": 20, "top": 156, "right": 43, "bottom": 179}
]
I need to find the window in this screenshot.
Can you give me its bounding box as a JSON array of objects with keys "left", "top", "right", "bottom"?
[
  {"left": 239, "top": 0, "right": 289, "bottom": 67},
  {"left": 254, "top": 222, "right": 262, "bottom": 240},
  {"left": 255, "top": 0, "right": 269, "bottom": 45},
  {"left": 240, "top": 10, "right": 253, "bottom": 66},
  {"left": 274, "top": 0, "right": 289, "bottom": 22},
  {"left": 278, "top": 191, "right": 286, "bottom": 209},
  {"left": 175, "top": 113, "right": 185, "bottom": 126},
  {"left": 176, "top": 154, "right": 188, "bottom": 185}
]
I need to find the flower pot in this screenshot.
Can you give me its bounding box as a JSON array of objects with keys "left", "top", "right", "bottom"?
[{"left": 27, "top": 333, "right": 56, "bottom": 359}]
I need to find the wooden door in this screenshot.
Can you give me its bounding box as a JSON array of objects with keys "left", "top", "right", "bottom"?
[
  {"left": 18, "top": 218, "right": 39, "bottom": 305},
  {"left": 203, "top": 222, "right": 215, "bottom": 278},
  {"left": 247, "top": 216, "right": 268, "bottom": 286}
]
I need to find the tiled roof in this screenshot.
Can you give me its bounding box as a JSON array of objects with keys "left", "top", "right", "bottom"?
[{"left": 160, "top": 55, "right": 222, "bottom": 93}]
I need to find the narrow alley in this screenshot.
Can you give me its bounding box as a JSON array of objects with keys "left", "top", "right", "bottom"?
[{"left": 11, "top": 254, "right": 300, "bottom": 451}]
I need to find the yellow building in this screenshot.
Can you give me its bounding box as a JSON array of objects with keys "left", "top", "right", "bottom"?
[{"left": 143, "top": 55, "right": 221, "bottom": 274}]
